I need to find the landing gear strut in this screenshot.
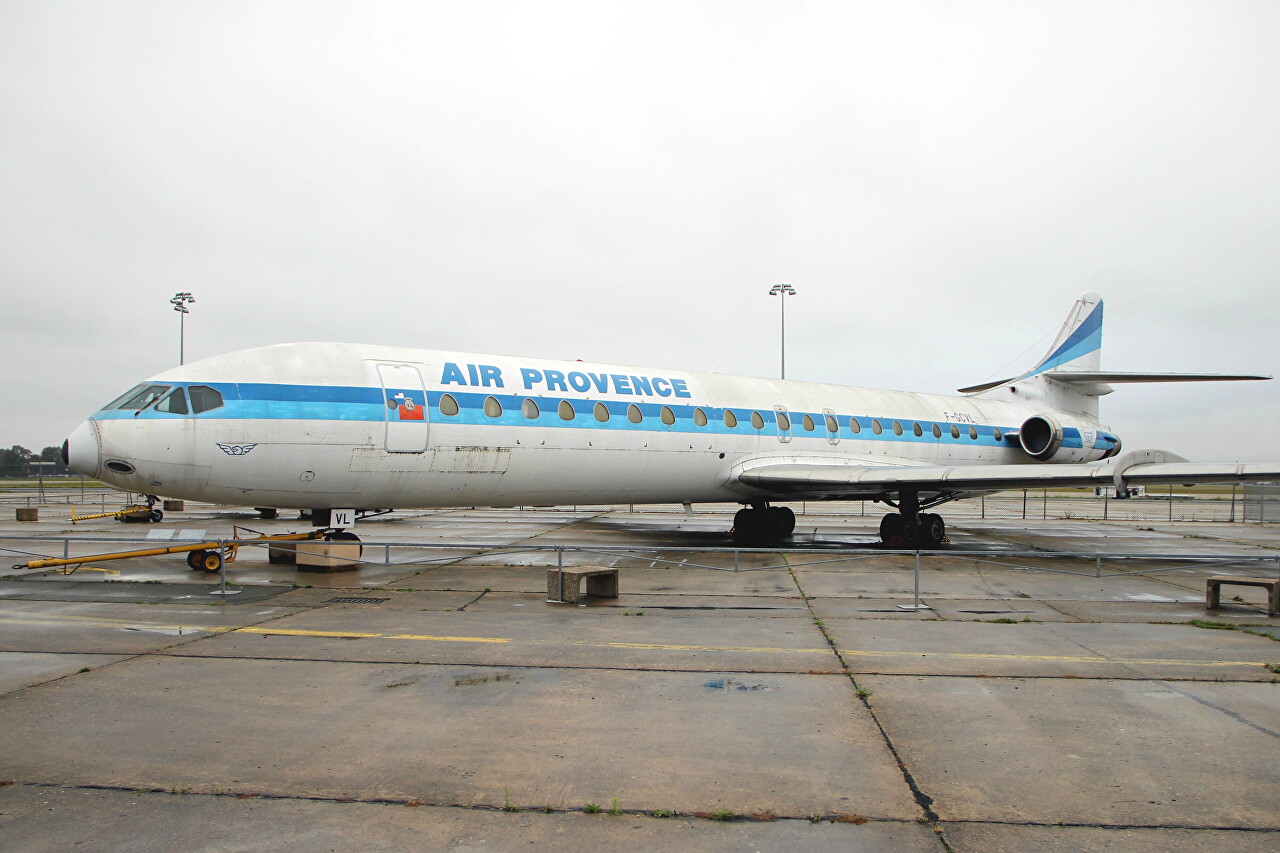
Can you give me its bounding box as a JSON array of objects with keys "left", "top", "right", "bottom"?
[{"left": 731, "top": 503, "right": 796, "bottom": 545}]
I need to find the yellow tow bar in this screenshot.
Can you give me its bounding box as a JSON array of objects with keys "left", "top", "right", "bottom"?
[
  {"left": 13, "top": 529, "right": 323, "bottom": 573},
  {"left": 71, "top": 504, "right": 159, "bottom": 523}
]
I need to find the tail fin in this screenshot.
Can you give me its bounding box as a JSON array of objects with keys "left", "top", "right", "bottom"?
[
  {"left": 1027, "top": 291, "right": 1103, "bottom": 376},
  {"left": 959, "top": 292, "right": 1268, "bottom": 417},
  {"left": 957, "top": 292, "right": 1104, "bottom": 397}
]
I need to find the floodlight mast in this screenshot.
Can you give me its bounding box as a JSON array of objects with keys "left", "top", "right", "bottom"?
[
  {"left": 170, "top": 292, "right": 195, "bottom": 365},
  {"left": 768, "top": 283, "right": 796, "bottom": 379}
]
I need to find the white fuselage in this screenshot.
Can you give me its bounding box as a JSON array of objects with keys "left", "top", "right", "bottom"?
[{"left": 67, "top": 342, "right": 1118, "bottom": 509}]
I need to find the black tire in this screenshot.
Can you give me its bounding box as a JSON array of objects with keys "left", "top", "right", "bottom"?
[
  {"left": 187, "top": 550, "right": 206, "bottom": 570},
  {"left": 922, "top": 513, "right": 946, "bottom": 548},
  {"left": 325, "top": 530, "right": 363, "bottom": 558},
  {"left": 731, "top": 507, "right": 755, "bottom": 543},
  {"left": 149, "top": 509, "right": 163, "bottom": 523},
  {"left": 255, "top": 508, "right": 279, "bottom": 520},
  {"left": 201, "top": 552, "right": 223, "bottom": 572},
  {"left": 769, "top": 506, "right": 796, "bottom": 539},
  {"left": 880, "top": 513, "right": 904, "bottom": 544}
]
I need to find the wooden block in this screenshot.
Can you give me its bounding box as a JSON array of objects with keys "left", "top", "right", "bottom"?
[
  {"left": 163, "top": 500, "right": 184, "bottom": 511},
  {"left": 15, "top": 507, "right": 38, "bottom": 522},
  {"left": 296, "top": 541, "right": 361, "bottom": 572},
  {"left": 268, "top": 542, "right": 297, "bottom": 565}
]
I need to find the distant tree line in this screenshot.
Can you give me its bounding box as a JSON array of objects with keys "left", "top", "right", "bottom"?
[{"left": 1, "top": 445, "right": 72, "bottom": 477}]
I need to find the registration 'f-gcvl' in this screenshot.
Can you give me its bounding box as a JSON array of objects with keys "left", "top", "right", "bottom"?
[{"left": 64, "top": 293, "right": 1279, "bottom": 548}]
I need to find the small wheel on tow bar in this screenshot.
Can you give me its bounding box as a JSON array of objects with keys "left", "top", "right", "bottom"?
[
  {"left": 199, "top": 551, "right": 223, "bottom": 573},
  {"left": 187, "top": 550, "right": 207, "bottom": 570}
]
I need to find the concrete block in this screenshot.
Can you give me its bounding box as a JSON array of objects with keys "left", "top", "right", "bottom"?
[
  {"left": 15, "top": 508, "right": 38, "bottom": 522},
  {"left": 547, "top": 566, "right": 619, "bottom": 603},
  {"left": 296, "top": 541, "right": 361, "bottom": 572},
  {"left": 162, "top": 500, "right": 184, "bottom": 511}
]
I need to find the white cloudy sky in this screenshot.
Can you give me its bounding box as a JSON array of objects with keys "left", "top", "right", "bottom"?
[{"left": 2, "top": 1, "right": 1277, "bottom": 460}]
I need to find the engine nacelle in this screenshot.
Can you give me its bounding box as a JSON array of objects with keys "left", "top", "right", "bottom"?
[{"left": 1018, "top": 414, "right": 1118, "bottom": 463}]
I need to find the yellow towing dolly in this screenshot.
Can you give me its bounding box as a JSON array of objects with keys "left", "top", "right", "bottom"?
[{"left": 13, "top": 529, "right": 323, "bottom": 573}]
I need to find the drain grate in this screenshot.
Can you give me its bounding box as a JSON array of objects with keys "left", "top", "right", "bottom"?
[{"left": 324, "top": 597, "right": 390, "bottom": 604}]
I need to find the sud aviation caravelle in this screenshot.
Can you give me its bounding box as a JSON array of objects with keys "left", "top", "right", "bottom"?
[{"left": 63, "top": 293, "right": 1279, "bottom": 548}]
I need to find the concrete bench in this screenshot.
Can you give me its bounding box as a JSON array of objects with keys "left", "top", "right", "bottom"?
[
  {"left": 1205, "top": 575, "right": 1280, "bottom": 617},
  {"left": 547, "top": 566, "right": 619, "bottom": 604}
]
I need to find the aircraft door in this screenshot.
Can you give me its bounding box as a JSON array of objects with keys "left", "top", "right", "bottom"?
[
  {"left": 376, "top": 363, "right": 429, "bottom": 453},
  {"left": 773, "top": 406, "right": 793, "bottom": 443}
]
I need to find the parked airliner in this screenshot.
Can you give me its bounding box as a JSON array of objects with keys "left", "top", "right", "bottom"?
[{"left": 63, "top": 293, "right": 1277, "bottom": 547}]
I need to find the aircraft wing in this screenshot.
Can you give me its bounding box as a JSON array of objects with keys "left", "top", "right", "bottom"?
[{"left": 734, "top": 451, "right": 1280, "bottom": 500}]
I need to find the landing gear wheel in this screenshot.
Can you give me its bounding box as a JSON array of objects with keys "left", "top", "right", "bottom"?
[
  {"left": 148, "top": 509, "right": 163, "bottom": 523},
  {"left": 920, "top": 513, "right": 946, "bottom": 548},
  {"left": 325, "top": 530, "right": 363, "bottom": 558},
  {"left": 200, "top": 552, "right": 223, "bottom": 572},
  {"left": 768, "top": 506, "right": 796, "bottom": 539},
  {"left": 879, "top": 513, "right": 905, "bottom": 545},
  {"left": 187, "top": 550, "right": 207, "bottom": 570},
  {"left": 255, "top": 507, "right": 278, "bottom": 520}
]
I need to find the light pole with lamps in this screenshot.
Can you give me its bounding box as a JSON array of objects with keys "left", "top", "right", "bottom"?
[
  {"left": 170, "top": 292, "right": 195, "bottom": 365},
  {"left": 768, "top": 283, "right": 796, "bottom": 379}
]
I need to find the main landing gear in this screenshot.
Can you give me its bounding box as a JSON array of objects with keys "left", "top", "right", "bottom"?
[
  {"left": 731, "top": 502, "right": 796, "bottom": 545},
  {"left": 879, "top": 491, "right": 947, "bottom": 549}
]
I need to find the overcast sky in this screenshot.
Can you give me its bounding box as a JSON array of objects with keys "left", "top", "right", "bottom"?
[{"left": 2, "top": 1, "right": 1277, "bottom": 461}]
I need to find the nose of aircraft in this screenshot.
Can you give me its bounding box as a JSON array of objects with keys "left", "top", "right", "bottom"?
[{"left": 65, "top": 420, "right": 100, "bottom": 477}]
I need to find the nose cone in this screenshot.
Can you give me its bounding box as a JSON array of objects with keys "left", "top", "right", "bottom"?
[{"left": 65, "top": 420, "right": 100, "bottom": 477}]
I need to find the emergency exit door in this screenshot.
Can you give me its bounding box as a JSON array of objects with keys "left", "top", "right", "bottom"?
[{"left": 375, "top": 363, "right": 429, "bottom": 453}]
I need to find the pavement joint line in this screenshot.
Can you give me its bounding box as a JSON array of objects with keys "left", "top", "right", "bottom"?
[
  {"left": 0, "top": 779, "right": 937, "bottom": 826},
  {"left": 2, "top": 611, "right": 1276, "bottom": 667},
  {"left": 786, "top": 560, "right": 952, "bottom": 851}
]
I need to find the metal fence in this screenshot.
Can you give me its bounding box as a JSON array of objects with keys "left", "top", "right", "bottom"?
[{"left": 1244, "top": 484, "right": 1280, "bottom": 523}]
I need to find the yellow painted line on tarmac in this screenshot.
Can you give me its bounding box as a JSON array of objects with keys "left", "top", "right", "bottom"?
[{"left": 0, "top": 611, "right": 1268, "bottom": 667}]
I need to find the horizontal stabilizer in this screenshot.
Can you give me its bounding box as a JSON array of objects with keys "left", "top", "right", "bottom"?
[{"left": 1047, "top": 371, "right": 1271, "bottom": 383}]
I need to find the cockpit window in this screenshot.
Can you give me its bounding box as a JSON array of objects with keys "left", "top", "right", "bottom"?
[
  {"left": 155, "top": 388, "right": 189, "bottom": 415},
  {"left": 188, "top": 385, "right": 224, "bottom": 414},
  {"left": 116, "top": 384, "right": 172, "bottom": 411},
  {"left": 101, "top": 384, "right": 146, "bottom": 411}
]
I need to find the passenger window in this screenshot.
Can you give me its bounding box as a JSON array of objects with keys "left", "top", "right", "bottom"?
[
  {"left": 932, "top": 423, "right": 941, "bottom": 439},
  {"left": 558, "top": 400, "right": 575, "bottom": 421},
  {"left": 776, "top": 412, "right": 791, "bottom": 431},
  {"left": 484, "top": 396, "right": 502, "bottom": 418},
  {"left": 188, "top": 385, "right": 223, "bottom": 414},
  {"left": 660, "top": 406, "right": 676, "bottom": 425},
  {"left": 993, "top": 427, "right": 1003, "bottom": 442},
  {"left": 118, "top": 384, "right": 171, "bottom": 411},
  {"left": 522, "top": 398, "right": 539, "bottom": 419},
  {"left": 803, "top": 414, "right": 815, "bottom": 432},
  {"left": 871, "top": 419, "right": 882, "bottom": 435},
  {"left": 969, "top": 425, "right": 978, "bottom": 440},
  {"left": 724, "top": 410, "right": 738, "bottom": 428},
  {"left": 913, "top": 422, "right": 923, "bottom": 437},
  {"left": 439, "top": 394, "right": 460, "bottom": 416},
  {"left": 950, "top": 424, "right": 960, "bottom": 439},
  {"left": 694, "top": 408, "right": 708, "bottom": 427},
  {"left": 893, "top": 421, "right": 903, "bottom": 436},
  {"left": 628, "top": 404, "right": 643, "bottom": 424},
  {"left": 751, "top": 411, "right": 765, "bottom": 430},
  {"left": 594, "top": 402, "right": 610, "bottom": 422},
  {"left": 850, "top": 417, "right": 862, "bottom": 434},
  {"left": 826, "top": 415, "right": 838, "bottom": 433},
  {"left": 155, "top": 389, "right": 189, "bottom": 415}
]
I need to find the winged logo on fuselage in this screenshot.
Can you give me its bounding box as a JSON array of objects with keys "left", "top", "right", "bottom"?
[{"left": 217, "top": 443, "right": 258, "bottom": 456}]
